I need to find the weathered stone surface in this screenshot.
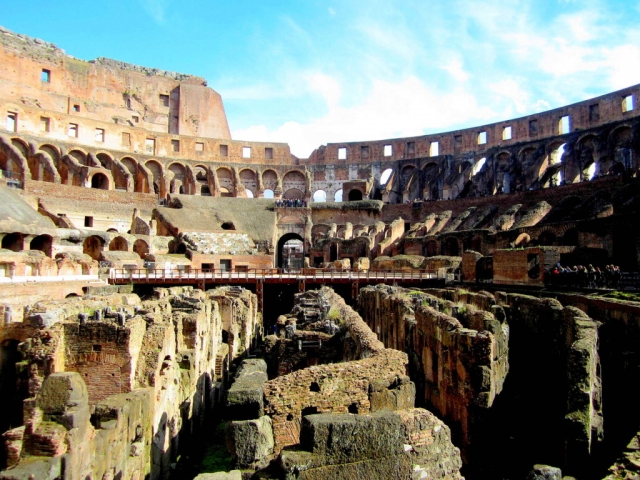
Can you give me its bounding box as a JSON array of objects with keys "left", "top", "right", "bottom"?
[
  {"left": 226, "top": 415, "right": 274, "bottom": 468},
  {"left": 526, "top": 464, "right": 563, "bottom": 480},
  {"left": 278, "top": 408, "right": 462, "bottom": 480},
  {"left": 301, "top": 411, "right": 405, "bottom": 463},
  {"left": 226, "top": 369, "right": 268, "bottom": 420},
  {"left": 193, "top": 471, "right": 242, "bottom": 480},
  {"left": 368, "top": 375, "right": 416, "bottom": 412},
  {"left": 0, "top": 456, "right": 62, "bottom": 480}
]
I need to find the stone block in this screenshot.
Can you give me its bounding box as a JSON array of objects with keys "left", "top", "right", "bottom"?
[
  {"left": 36, "top": 372, "right": 89, "bottom": 416},
  {"left": 368, "top": 376, "right": 416, "bottom": 412},
  {"left": 0, "top": 456, "right": 62, "bottom": 480},
  {"left": 226, "top": 371, "right": 268, "bottom": 420},
  {"left": 526, "top": 464, "right": 563, "bottom": 480},
  {"left": 300, "top": 411, "right": 405, "bottom": 464},
  {"left": 226, "top": 416, "right": 274, "bottom": 468}
]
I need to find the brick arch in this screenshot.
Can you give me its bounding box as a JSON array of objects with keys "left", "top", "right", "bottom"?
[
  {"left": 145, "top": 160, "right": 164, "bottom": 195},
  {"left": 68, "top": 149, "right": 89, "bottom": 165},
  {"left": 216, "top": 167, "right": 234, "bottom": 196},
  {"left": 239, "top": 168, "right": 257, "bottom": 196},
  {"left": 109, "top": 236, "right": 129, "bottom": 251},
  {"left": 10, "top": 137, "right": 29, "bottom": 159}
]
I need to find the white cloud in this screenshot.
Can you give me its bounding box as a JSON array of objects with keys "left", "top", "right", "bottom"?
[
  {"left": 441, "top": 58, "right": 469, "bottom": 83},
  {"left": 138, "top": 0, "right": 170, "bottom": 24},
  {"left": 233, "top": 75, "right": 497, "bottom": 158}
]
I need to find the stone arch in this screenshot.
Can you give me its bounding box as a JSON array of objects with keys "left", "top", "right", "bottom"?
[
  {"left": 283, "top": 170, "right": 306, "bottom": 195},
  {"left": 283, "top": 188, "right": 304, "bottom": 199},
  {"left": 168, "top": 162, "right": 186, "bottom": 194},
  {"left": 193, "top": 165, "right": 209, "bottom": 195},
  {"left": 546, "top": 141, "right": 568, "bottom": 185},
  {"left": 313, "top": 190, "right": 327, "bottom": 202},
  {"left": 609, "top": 126, "right": 634, "bottom": 173},
  {"left": 1, "top": 233, "right": 24, "bottom": 252},
  {"left": 262, "top": 169, "right": 278, "bottom": 191},
  {"left": 96, "top": 152, "right": 113, "bottom": 169},
  {"left": 216, "top": 167, "right": 234, "bottom": 197},
  {"left": 145, "top": 160, "right": 163, "bottom": 195},
  {"left": 10, "top": 138, "right": 29, "bottom": 159},
  {"left": 39, "top": 144, "right": 60, "bottom": 162},
  {"left": 334, "top": 189, "right": 343, "bottom": 202},
  {"left": 239, "top": 168, "right": 257, "bottom": 196},
  {"left": 379, "top": 168, "right": 393, "bottom": 185},
  {"left": 0, "top": 135, "right": 28, "bottom": 178},
  {"left": 263, "top": 188, "right": 274, "bottom": 198},
  {"left": 537, "top": 230, "right": 557, "bottom": 246},
  {"left": 422, "top": 162, "right": 440, "bottom": 199},
  {"left": 425, "top": 240, "right": 438, "bottom": 257},
  {"left": 68, "top": 149, "right": 88, "bottom": 166},
  {"left": 277, "top": 232, "right": 304, "bottom": 269},
  {"left": 494, "top": 151, "right": 514, "bottom": 194},
  {"left": 133, "top": 239, "right": 149, "bottom": 259},
  {"left": 30, "top": 234, "right": 53, "bottom": 257},
  {"left": 109, "top": 236, "right": 128, "bottom": 251},
  {"left": 576, "top": 134, "right": 599, "bottom": 179},
  {"left": 83, "top": 235, "right": 105, "bottom": 261},
  {"left": 91, "top": 172, "right": 110, "bottom": 190},
  {"left": 442, "top": 237, "right": 459, "bottom": 256}
]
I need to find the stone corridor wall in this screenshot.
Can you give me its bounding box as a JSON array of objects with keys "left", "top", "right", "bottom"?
[
  {"left": 0, "top": 286, "right": 261, "bottom": 480},
  {"left": 263, "top": 287, "right": 408, "bottom": 454},
  {"left": 358, "top": 285, "right": 509, "bottom": 451}
]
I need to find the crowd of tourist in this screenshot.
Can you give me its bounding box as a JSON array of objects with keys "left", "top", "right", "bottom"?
[
  {"left": 275, "top": 199, "right": 307, "bottom": 208},
  {"left": 546, "top": 264, "right": 622, "bottom": 288}
]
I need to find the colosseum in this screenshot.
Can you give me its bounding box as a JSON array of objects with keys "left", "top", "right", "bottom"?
[{"left": 1, "top": 24, "right": 640, "bottom": 480}]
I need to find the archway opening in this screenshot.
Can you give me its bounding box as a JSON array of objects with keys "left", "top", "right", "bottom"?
[
  {"left": 133, "top": 239, "right": 149, "bottom": 259},
  {"left": 313, "top": 190, "right": 327, "bottom": 202},
  {"left": 83, "top": 235, "right": 105, "bottom": 261},
  {"left": 334, "top": 189, "right": 343, "bottom": 202},
  {"left": 263, "top": 189, "right": 274, "bottom": 199},
  {"left": 348, "top": 189, "right": 363, "bottom": 201},
  {"left": 30, "top": 234, "right": 53, "bottom": 257},
  {"left": 1, "top": 233, "right": 24, "bottom": 252},
  {"left": 109, "top": 236, "right": 128, "bottom": 251},
  {"left": 277, "top": 233, "right": 304, "bottom": 269},
  {"left": 380, "top": 168, "right": 393, "bottom": 185},
  {"left": 91, "top": 173, "right": 109, "bottom": 190},
  {"left": 538, "top": 230, "right": 557, "bottom": 246},
  {"left": 442, "top": 238, "right": 459, "bottom": 256}
]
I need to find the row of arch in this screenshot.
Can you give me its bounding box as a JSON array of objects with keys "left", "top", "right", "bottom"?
[
  {"left": 0, "top": 136, "right": 309, "bottom": 199},
  {"left": 381, "top": 124, "right": 637, "bottom": 201},
  {"left": 1, "top": 232, "right": 149, "bottom": 262}
]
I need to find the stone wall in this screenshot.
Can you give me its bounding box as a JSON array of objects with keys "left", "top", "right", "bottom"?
[
  {"left": 0, "top": 286, "right": 261, "bottom": 479},
  {"left": 263, "top": 287, "right": 408, "bottom": 454},
  {"left": 358, "top": 285, "right": 509, "bottom": 453}
]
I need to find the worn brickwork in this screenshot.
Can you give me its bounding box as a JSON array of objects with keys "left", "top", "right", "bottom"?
[
  {"left": 358, "top": 285, "right": 508, "bottom": 452},
  {"left": 0, "top": 286, "right": 261, "bottom": 480}
]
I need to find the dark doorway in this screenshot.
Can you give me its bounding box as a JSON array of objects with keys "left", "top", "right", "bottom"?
[
  {"left": 277, "top": 233, "right": 304, "bottom": 269},
  {"left": 348, "top": 189, "right": 363, "bottom": 201}
]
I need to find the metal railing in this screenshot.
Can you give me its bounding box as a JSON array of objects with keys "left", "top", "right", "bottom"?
[{"left": 109, "top": 267, "right": 441, "bottom": 283}]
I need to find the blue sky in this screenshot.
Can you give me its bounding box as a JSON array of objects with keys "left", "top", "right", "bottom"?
[{"left": 4, "top": 0, "right": 640, "bottom": 157}]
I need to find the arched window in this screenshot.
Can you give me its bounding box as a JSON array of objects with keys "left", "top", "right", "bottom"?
[{"left": 313, "top": 190, "right": 327, "bottom": 202}]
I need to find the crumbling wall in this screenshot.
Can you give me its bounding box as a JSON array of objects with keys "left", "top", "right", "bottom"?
[
  {"left": 263, "top": 286, "right": 408, "bottom": 454},
  {"left": 0, "top": 286, "right": 261, "bottom": 480},
  {"left": 491, "top": 292, "right": 603, "bottom": 478},
  {"left": 358, "top": 285, "right": 509, "bottom": 455}
]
